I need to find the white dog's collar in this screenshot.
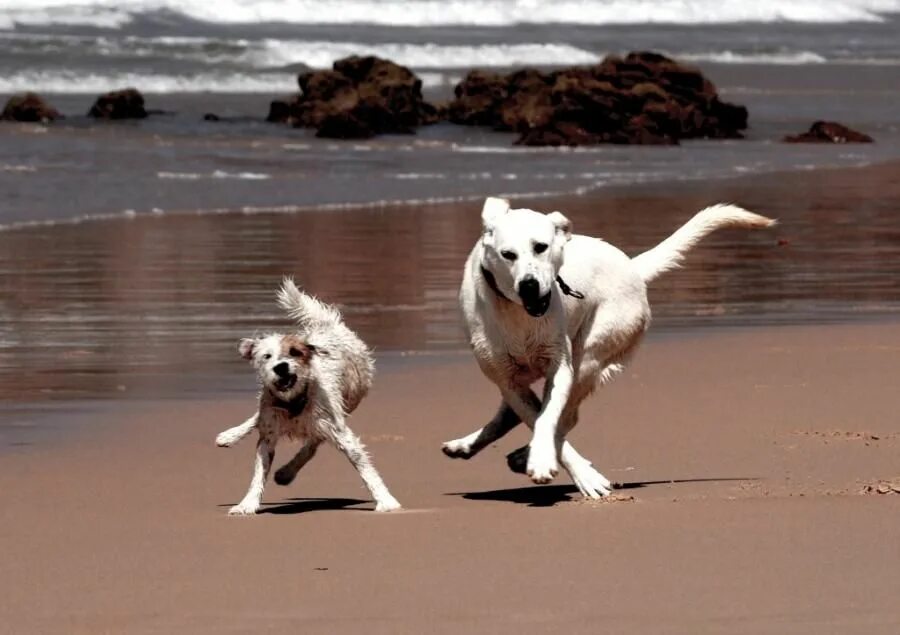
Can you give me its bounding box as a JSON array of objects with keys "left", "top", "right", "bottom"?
[{"left": 479, "top": 266, "right": 584, "bottom": 301}]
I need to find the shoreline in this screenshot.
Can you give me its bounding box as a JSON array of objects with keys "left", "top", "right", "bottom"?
[{"left": 0, "top": 154, "right": 896, "bottom": 234}]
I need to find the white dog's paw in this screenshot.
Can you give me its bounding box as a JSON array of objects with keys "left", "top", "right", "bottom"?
[
  {"left": 227, "top": 502, "right": 259, "bottom": 516},
  {"left": 375, "top": 496, "right": 402, "bottom": 513},
  {"left": 572, "top": 468, "right": 613, "bottom": 499},
  {"left": 441, "top": 438, "right": 474, "bottom": 459},
  {"left": 526, "top": 444, "right": 558, "bottom": 484}
]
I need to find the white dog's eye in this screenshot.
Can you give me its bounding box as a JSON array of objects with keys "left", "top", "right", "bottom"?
[
  {"left": 263, "top": 353, "right": 272, "bottom": 360},
  {"left": 500, "top": 250, "right": 518, "bottom": 261},
  {"left": 534, "top": 242, "right": 548, "bottom": 254}
]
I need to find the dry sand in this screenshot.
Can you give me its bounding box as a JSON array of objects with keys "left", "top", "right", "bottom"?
[{"left": 2, "top": 322, "right": 899, "bottom": 633}]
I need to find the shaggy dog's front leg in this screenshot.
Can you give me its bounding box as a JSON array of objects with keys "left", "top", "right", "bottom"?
[
  {"left": 216, "top": 412, "right": 258, "bottom": 448},
  {"left": 318, "top": 388, "right": 401, "bottom": 512},
  {"left": 229, "top": 435, "right": 277, "bottom": 515}
]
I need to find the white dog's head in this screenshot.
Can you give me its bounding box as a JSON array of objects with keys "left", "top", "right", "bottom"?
[
  {"left": 239, "top": 334, "right": 314, "bottom": 401},
  {"left": 479, "top": 197, "right": 572, "bottom": 317}
]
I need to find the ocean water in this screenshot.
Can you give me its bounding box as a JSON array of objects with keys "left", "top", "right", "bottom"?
[
  {"left": 1, "top": 2, "right": 900, "bottom": 226},
  {"left": 0, "top": 2, "right": 899, "bottom": 432}
]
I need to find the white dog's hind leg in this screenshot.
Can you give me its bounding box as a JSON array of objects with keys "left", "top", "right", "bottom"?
[
  {"left": 216, "top": 412, "right": 258, "bottom": 448},
  {"left": 274, "top": 439, "right": 322, "bottom": 486},
  {"left": 228, "top": 436, "right": 276, "bottom": 516},
  {"left": 442, "top": 402, "right": 521, "bottom": 459}
]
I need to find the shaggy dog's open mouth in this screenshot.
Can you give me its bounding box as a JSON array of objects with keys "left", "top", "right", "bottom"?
[
  {"left": 274, "top": 375, "right": 297, "bottom": 392},
  {"left": 523, "top": 292, "right": 551, "bottom": 317}
]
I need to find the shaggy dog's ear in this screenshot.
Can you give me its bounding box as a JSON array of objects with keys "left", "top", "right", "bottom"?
[
  {"left": 238, "top": 338, "right": 257, "bottom": 360},
  {"left": 548, "top": 211, "right": 572, "bottom": 243}
]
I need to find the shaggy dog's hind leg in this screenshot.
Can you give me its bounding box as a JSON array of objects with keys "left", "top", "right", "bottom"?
[{"left": 274, "top": 439, "right": 322, "bottom": 486}]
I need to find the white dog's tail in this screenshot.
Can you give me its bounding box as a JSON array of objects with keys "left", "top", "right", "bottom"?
[
  {"left": 276, "top": 277, "right": 342, "bottom": 330},
  {"left": 631, "top": 204, "right": 776, "bottom": 284}
]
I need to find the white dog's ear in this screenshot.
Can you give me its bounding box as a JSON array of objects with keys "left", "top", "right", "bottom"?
[
  {"left": 548, "top": 211, "right": 572, "bottom": 242},
  {"left": 238, "top": 338, "right": 256, "bottom": 360},
  {"left": 481, "top": 197, "right": 510, "bottom": 229}
]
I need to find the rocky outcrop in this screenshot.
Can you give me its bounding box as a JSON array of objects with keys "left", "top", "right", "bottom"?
[
  {"left": 448, "top": 52, "right": 748, "bottom": 146},
  {"left": 88, "top": 88, "right": 148, "bottom": 119},
  {"left": 267, "top": 55, "right": 441, "bottom": 138},
  {"left": 783, "top": 121, "right": 873, "bottom": 143},
  {"left": 1, "top": 92, "right": 62, "bottom": 123}
]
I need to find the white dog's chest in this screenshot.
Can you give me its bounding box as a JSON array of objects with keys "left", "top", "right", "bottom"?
[{"left": 506, "top": 344, "right": 555, "bottom": 384}]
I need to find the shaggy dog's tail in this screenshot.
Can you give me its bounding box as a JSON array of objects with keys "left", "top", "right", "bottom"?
[
  {"left": 276, "top": 277, "right": 343, "bottom": 331},
  {"left": 631, "top": 204, "right": 775, "bottom": 284}
]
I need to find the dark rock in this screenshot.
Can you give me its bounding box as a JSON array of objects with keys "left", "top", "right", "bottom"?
[
  {"left": 448, "top": 50, "right": 748, "bottom": 146},
  {"left": 88, "top": 88, "right": 147, "bottom": 119},
  {"left": 1, "top": 92, "right": 62, "bottom": 122},
  {"left": 316, "top": 109, "right": 375, "bottom": 139},
  {"left": 268, "top": 55, "right": 439, "bottom": 138},
  {"left": 203, "top": 113, "right": 221, "bottom": 122},
  {"left": 783, "top": 121, "right": 873, "bottom": 143},
  {"left": 448, "top": 70, "right": 509, "bottom": 126}
]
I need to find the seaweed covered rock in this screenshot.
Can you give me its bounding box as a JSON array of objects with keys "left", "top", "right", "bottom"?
[
  {"left": 88, "top": 88, "right": 147, "bottom": 119},
  {"left": 783, "top": 121, "right": 873, "bottom": 143},
  {"left": 448, "top": 52, "right": 748, "bottom": 146},
  {"left": 1, "top": 92, "right": 62, "bottom": 123},
  {"left": 268, "top": 55, "right": 440, "bottom": 138}
]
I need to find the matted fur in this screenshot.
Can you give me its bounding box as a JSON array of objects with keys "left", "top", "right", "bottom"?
[
  {"left": 216, "top": 278, "right": 400, "bottom": 515},
  {"left": 443, "top": 198, "right": 775, "bottom": 497}
]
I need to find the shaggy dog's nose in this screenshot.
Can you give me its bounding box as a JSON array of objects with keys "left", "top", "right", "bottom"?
[
  {"left": 518, "top": 276, "right": 540, "bottom": 302},
  {"left": 273, "top": 362, "right": 290, "bottom": 377}
]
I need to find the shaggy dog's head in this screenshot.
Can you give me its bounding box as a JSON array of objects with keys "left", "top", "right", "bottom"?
[
  {"left": 479, "top": 197, "right": 571, "bottom": 317},
  {"left": 239, "top": 334, "right": 314, "bottom": 401}
]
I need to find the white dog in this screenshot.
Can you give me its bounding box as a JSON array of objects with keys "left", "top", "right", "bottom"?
[
  {"left": 443, "top": 198, "right": 774, "bottom": 497},
  {"left": 216, "top": 279, "right": 401, "bottom": 515}
]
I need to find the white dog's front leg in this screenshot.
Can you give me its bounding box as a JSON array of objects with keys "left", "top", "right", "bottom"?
[
  {"left": 228, "top": 437, "right": 275, "bottom": 516},
  {"left": 216, "top": 412, "right": 258, "bottom": 448},
  {"left": 528, "top": 360, "right": 573, "bottom": 484}
]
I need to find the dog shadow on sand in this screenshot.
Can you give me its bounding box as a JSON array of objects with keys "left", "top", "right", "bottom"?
[
  {"left": 218, "top": 497, "right": 369, "bottom": 515},
  {"left": 448, "top": 477, "right": 757, "bottom": 508}
]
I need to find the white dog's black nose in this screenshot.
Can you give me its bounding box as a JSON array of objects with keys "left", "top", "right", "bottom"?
[
  {"left": 273, "top": 362, "right": 291, "bottom": 377},
  {"left": 518, "top": 276, "right": 540, "bottom": 302}
]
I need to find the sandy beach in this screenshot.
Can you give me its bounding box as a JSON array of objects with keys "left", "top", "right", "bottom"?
[
  {"left": 4, "top": 3, "right": 900, "bottom": 632},
  {"left": 2, "top": 320, "right": 899, "bottom": 633}
]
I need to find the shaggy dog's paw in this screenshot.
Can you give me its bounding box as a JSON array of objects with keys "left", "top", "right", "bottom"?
[
  {"left": 526, "top": 444, "right": 558, "bottom": 484},
  {"left": 227, "top": 503, "right": 259, "bottom": 516},
  {"left": 215, "top": 431, "right": 235, "bottom": 447},
  {"left": 375, "top": 496, "right": 402, "bottom": 512},
  {"left": 441, "top": 438, "right": 474, "bottom": 459},
  {"left": 505, "top": 445, "right": 529, "bottom": 474},
  {"left": 274, "top": 464, "right": 297, "bottom": 486}
]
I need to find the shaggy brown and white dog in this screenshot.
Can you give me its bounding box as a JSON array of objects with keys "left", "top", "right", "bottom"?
[{"left": 216, "top": 279, "right": 401, "bottom": 515}]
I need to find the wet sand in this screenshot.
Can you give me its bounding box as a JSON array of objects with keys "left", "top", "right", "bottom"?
[
  {"left": 2, "top": 322, "right": 899, "bottom": 633},
  {"left": 2, "top": 160, "right": 899, "bottom": 409}
]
